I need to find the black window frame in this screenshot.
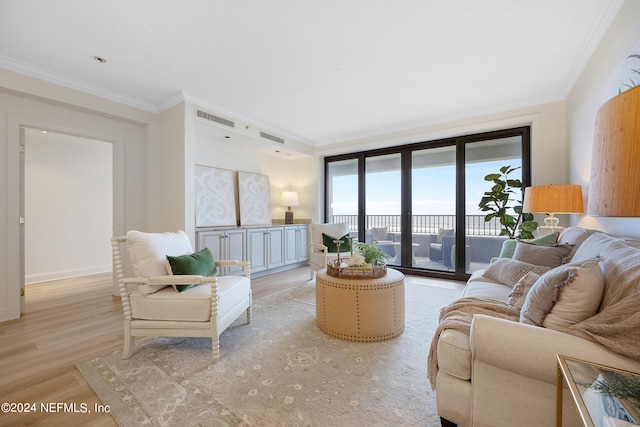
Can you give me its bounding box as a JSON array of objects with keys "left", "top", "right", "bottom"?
[{"left": 323, "top": 126, "right": 531, "bottom": 281}]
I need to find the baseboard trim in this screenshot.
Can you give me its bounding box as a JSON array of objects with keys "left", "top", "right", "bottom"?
[
  {"left": 251, "top": 261, "right": 309, "bottom": 278},
  {"left": 25, "top": 265, "right": 111, "bottom": 285}
]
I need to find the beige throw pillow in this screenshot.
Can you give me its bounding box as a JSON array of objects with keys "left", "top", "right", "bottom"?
[
  {"left": 512, "top": 241, "right": 573, "bottom": 268},
  {"left": 483, "top": 258, "right": 551, "bottom": 288},
  {"left": 506, "top": 271, "right": 540, "bottom": 311},
  {"left": 520, "top": 258, "right": 604, "bottom": 328}
]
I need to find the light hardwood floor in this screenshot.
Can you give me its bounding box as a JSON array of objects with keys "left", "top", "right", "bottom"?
[{"left": 0, "top": 267, "right": 463, "bottom": 426}]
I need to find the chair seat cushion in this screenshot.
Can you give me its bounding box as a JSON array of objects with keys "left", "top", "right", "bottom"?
[
  {"left": 309, "top": 251, "right": 352, "bottom": 267},
  {"left": 130, "top": 276, "right": 250, "bottom": 322}
]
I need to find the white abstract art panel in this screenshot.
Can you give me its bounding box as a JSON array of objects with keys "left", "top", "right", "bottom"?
[
  {"left": 195, "top": 165, "right": 237, "bottom": 227},
  {"left": 238, "top": 171, "right": 272, "bottom": 225}
]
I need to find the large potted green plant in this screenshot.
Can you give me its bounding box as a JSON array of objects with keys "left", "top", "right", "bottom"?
[{"left": 478, "top": 165, "right": 537, "bottom": 239}]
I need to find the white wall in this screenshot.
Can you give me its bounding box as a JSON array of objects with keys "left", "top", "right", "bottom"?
[
  {"left": 194, "top": 124, "right": 318, "bottom": 225},
  {"left": 147, "top": 103, "right": 188, "bottom": 234},
  {"left": 566, "top": 0, "right": 640, "bottom": 238},
  {"left": 0, "top": 68, "right": 154, "bottom": 320},
  {"left": 24, "top": 129, "right": 112, "bottom": 283}
]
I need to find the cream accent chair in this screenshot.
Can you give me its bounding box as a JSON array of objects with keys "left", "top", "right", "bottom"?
[
  {"left": 309, "top": 222, "right": 352, "bottom": 279},
  {"left": 111, "top": 230, "right": 252, "bottom": 362}
]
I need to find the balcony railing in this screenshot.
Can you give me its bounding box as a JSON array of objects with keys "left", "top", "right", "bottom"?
[{"left": 330, "top": 214, "right": 503, "bottom": 236}]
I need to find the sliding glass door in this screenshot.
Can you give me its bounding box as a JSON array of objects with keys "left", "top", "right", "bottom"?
[
  {"left": 324, "top": 127, "right": 530, "bottom": 280},
  {"left": 365, "top": 153, "right": 401, "bottom": 266},
  {"left": 326, "top": 157, "right": 360, "bottom": 238},
  {"left": 464, "top": 136, "right": 523, "bottom": 273},
  {"left": 412, "top": 146, "right": 456, "bottom": 271}
]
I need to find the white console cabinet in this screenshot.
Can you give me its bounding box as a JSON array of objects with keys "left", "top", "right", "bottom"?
[
  {"left": 285, "top": 225, "right": 309, "bottom": 265},
  {"left": 197, "top": 228, "right": 246, "bottom": 275},
  {"left": 196, "top": 225, "right": 308, "bottom": 277},
  {"left": 247, "top": 227, "right": 285, "bottom": 273}
]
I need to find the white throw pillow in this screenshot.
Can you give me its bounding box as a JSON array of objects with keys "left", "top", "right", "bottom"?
[
  {"left": 557, "top": 227, "right": 595, "bottom": 262},
  {"left": 126, "top": 230, "right": 193, "bottom": 295},
  {"left": 543, "top": 259, "right": 604, "bottom": 329},
  {"left": 520, "top": 258, "right": 604, "bottom": 329},
  {"left": 570, "top": 232, "right": 623, "bottom": 263}
]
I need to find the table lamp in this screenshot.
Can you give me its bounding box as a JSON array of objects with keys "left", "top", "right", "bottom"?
[
  {"left": 281, "top": 191, "right": 299, "bottom": 224},
  {"left": 523, "top": 184, "right": 584, "bottom": 236}
]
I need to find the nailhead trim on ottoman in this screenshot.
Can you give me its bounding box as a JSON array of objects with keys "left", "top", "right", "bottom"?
[{"left": 315, "top": 268, "right": 405, "bottom": 342}]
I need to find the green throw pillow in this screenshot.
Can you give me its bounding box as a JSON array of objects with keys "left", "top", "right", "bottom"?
[
  {"left": 322, "top": 233, "right": 351, "bottom": 253},
  {"left": 166, "top": 247, "right": 217, "bottom": 292},
  {"left": 498, "top": 232, "right": 560, "bottom": 259}
]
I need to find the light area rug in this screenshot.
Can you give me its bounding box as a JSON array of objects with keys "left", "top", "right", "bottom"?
[{"left": 77, "top": 279, "right": 460, "bottom": 427}]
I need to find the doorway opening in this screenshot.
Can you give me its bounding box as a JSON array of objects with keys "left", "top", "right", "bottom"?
[{"left": 22, "top": 127, "right": 113, "bottom": 309}]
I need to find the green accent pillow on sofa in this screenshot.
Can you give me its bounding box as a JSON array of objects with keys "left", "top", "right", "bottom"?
[
  {"left": 322, "top": 233, "right": 351, "bottom": 253},
  {"left": 166, "top": 247, "right": 217, "bottom": 292},
  {"left": 498, "top": 232, "right": 560, "bottom": 258}
]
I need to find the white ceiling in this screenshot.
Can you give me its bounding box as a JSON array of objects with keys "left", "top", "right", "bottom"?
[{"left": 0, "top": 0, "right": 622, "bottom": 148}]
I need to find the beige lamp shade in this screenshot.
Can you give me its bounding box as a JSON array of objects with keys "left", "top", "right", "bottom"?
[
  {"left": 588, "top": 84, "right": 640, "bottom": 217},
  {"left": 523, "top": 184, "right": 584, "bottom": 229},
  {"left": 280, "top": 191, "right": 299, "bottom": 207},
  {"left": 523, "top": 185, "right": 584, "bottom": 214}
]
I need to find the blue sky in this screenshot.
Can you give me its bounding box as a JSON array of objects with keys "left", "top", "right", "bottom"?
[{"left": 331, "top": 159, "right": 522, "bottom": 216}]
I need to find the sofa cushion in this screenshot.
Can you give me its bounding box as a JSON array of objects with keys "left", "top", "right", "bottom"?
[
  {"left": 127, "top": 230, "right": 193, "bottom": 295},
  {"left": 437, "top": 329, "right": 472, "bottom": 381},
  {"left": 520, "top": 258, "right": 604, "bottom": 328},
  {"left": 463, "top": 270, "right": 512, "bottom": 300},
  {"left": 506, "top": 271, "right": 540, "bottom": 311},
  {"left": 129, "top": 276, "right": 250, "bottom": 322},
  {"left": 623, "top": 238, "right": 640, "bottom": 249},
  {"left": 598, "top": 240, "right": 640, "bottom": 310},
  {"left": 482, "top": 258, "right": 551, "bottom": 288},
  {"left": 558, "top": 227, "right": 596, "bottom": 262},
  {"left": 498, "top": 232, "right": 559, "bottom": 258},
  {"left": 166, "top": 247, "right": 217, "bottom": 292},
  {"left": 512, "top": 241, "right": 573, "bottom": 268},
  {"left": 570, "top": 232, "right": 623, "bottom": 263}
]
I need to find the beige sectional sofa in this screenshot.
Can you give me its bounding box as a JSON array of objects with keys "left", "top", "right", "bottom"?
[{"left": 429, "top": 227, "right": 640, "bottom": 427}]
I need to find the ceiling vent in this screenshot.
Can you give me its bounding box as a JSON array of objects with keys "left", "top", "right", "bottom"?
[
  {"left": 260, "top": 131, "right": 285, "bottom": 144},
  {"left": 196, "top": 110, "right": 235, "bottom": 128}
]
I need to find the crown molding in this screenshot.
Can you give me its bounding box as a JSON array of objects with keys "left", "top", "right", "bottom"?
[
  {"left": 0, "top": 55, "right": 160, "bottom": 113},
  {"left": 314, "top": 91, "right": 566, "bottom": 148},
  {"left": 556, "top": 0, "right": 624, "bottom": 99}
]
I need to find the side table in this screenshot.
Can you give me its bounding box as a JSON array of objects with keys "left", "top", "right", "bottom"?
[
  {"left": 315, "top": 268, "right": 405, "bottom": 342},
  {"left": 556, "top": 354, "right": 640, "bottom": 427}
]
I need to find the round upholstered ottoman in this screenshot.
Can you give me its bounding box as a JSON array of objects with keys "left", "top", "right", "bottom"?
[{"left": 315, "top": 268, "right": 405, "bottom": 342}]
